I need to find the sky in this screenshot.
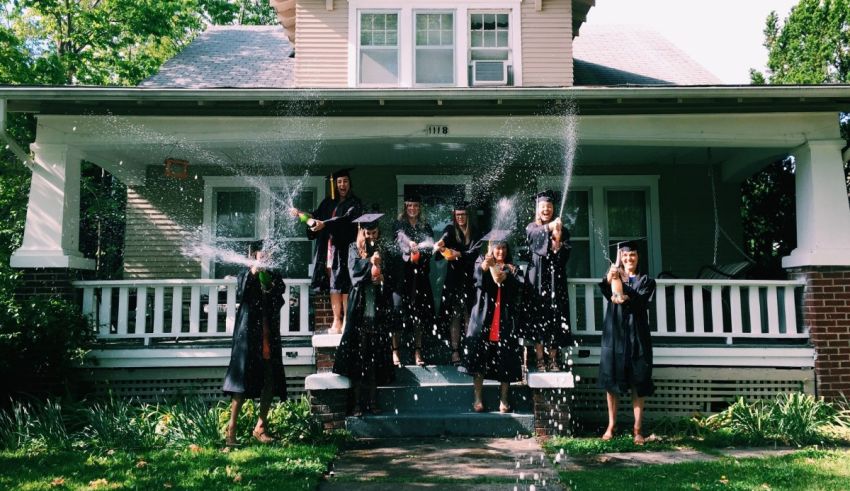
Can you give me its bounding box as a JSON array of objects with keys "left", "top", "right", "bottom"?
[{"left": 585, "top": 0, "right": 801, "bottom": 84}]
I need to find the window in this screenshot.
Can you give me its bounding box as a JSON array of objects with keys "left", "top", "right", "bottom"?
[
  {"left": 415, "top": 12, "right": 454, "bottom": 85},
  {"left": 203, "top": 177, "right": 326, "bottom": 279},
  {"left": 540, "top": 176, "right": 661, "bottom": 278},
  {"left": 469, "top": 12, "right": 510, "bottom": 61},
  {"left": 359, "top": 12, "right": 399, "bottom": 85}
]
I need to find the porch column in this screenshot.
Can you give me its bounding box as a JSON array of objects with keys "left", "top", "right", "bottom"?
[
  {"left": 783, "top": 139, "right": 850, "bottom": 400},
  {"left": 9, "top": 143, "right": 94, "bottom": 270}
]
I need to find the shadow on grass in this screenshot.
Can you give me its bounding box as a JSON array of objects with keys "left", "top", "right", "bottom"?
[{"left": 0, "top": 444, "right": 336, "bottom": 491}]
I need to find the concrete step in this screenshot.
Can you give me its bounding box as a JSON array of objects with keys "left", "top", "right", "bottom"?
[
  {"left": 345, "top": 412, "right": 534, "bottom": 438},
  {"left": 375, "top": 384, "right": 534, "bottom": 414}
]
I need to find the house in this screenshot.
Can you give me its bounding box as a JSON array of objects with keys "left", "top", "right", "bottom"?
[{"left": 2, "top": 0, "right": 849, "bottom": 429}]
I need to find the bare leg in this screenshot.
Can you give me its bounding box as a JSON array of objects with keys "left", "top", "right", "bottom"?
[
  {"left": 499, "top": 382, "right": 511, "bottom": 412},
  {"left": 253, "top": 369, "right": 275, "bottom": 443},
  {"left": 548, "top": 347, "right": 560, "bottom": 372},
  {"left": 351, "top": 381, "right": 363, "bottom": 416},
  {"left": 450, "top": 316, "right": 462, "bottom": 365},
  {"left": 473, "top": 375, "right": 485, "bottom": 411},
  {"left": 341, "top": 293, "right": 349, "bottom": 332},
  {"left": 535, "top": 343, "right": 546, "bottom": 371},
  {"left": 391, "top": 333, "right": 401, "bottom": 367},
  {"left": 414, "top": 326, "right": 425, "bottom": 366},
  {"left": 602, "top": 391, "right": 618, "bottom": 440},
  {"left": 330, "top": 292, "right": 344, "bottom": 333},
  {"left": 632, "top": 393, "right": 646, "bottom": 445},
  {"left": 226, "top": 395, "right": 245, "bottom": 445}
]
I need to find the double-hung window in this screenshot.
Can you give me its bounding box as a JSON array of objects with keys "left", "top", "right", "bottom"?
[
  {"left": 414, "top": 12, "right": 455, "bottom": 85},
  {"left": 359, "top": 12, "right": 400, "bottom": 85},
  {"left": 469, "top": 12, "right": 510, "bottom": 61}
]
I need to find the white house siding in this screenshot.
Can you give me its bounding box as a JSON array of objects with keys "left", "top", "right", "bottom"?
[
  {"left": 123, "top": 177, "right": 203, "bottom": 279},
  {"left": 294, "top": 0, "right": 349, "bottom": 87},
  {"left": 521, "top": 0, "right": 573, "bottom": 87}
]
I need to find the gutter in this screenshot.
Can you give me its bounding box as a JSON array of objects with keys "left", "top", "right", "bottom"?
[{"left": 0, "top": 99, "right": 32, "bottom": 167}]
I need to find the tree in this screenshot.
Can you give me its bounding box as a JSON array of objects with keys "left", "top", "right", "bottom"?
[{"left": 744, "top": 0, "right": 850, "bottom": 277}]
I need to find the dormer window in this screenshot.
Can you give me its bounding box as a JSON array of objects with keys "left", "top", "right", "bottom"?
[
  {"left": 359, "top": 12, "right": 400, "bottom": 85},
  {"left": 470, "top": 13, "right": 510, "bottom": 61}
]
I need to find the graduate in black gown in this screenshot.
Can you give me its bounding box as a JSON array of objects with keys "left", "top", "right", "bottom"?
[
  {"left": 333, "top": 213, "right": 396, "bottom": 416},
  {"left": 460, "top": 233, "right": 524, "bottom": 414},
  {"left": 391, "top": 193, "right": 436, "bottom": 367},
  {"left": 598, "top": 241, "right": 656, "bottom": 444},
  {"left": 523, "top": 190, "right": 572, "bottom": 372},
  {"left": 290, "top": 168, "right": 363, "bottom": 334},
  {"left": 434, "top": 200, "right": 481, "bottom": 366},
  {"left": 223, "top": 240, "right": 287, "bottom": 446}
]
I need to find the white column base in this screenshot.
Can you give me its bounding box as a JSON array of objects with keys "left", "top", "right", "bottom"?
[
  {"left": 782, "top": 248, "right": 850, "bottom": 269},
  {"left": 10, "top": 249, "right": 95, "bottom": 269}
]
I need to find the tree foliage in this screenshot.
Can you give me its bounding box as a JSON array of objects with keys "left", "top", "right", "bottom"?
[{"left": 745, "top": 0, "right": 850, "bottom": 277}]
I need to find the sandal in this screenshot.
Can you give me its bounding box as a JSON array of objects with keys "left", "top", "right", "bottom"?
[
  {"left": 414, "top": 346, "right": 426, "bottom": 367},
  {"left": 392, "top": 348, "right": 402, "bottom": 368},
  {"left": 252, "top": 428, "right": 274, "bottom": 444},
  {"left": 548, "top": 358, "right": 561, "bottom": 373},
  {"left": 451, "top": 349, "right": 461, "bottom": 367},
  {"left": 499, "top": 402, "right": 511, "bottom": 414},
  {"left": 472, "top": 401, "right": 486, "bottom": 413},
  {"left": 633, "top": 427, "right": 645, "bottom": 446}
]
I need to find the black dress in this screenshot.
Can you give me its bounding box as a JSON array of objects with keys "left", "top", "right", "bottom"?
[
  {"left": 597, "top": 274, "right": 656, "bottom": 397},
  {"left": 523, "top": 222, "right": 572, "bottom": 347},
  {"left": 332, "top": 242, "right": 396, "bottom": 385},
  {"left": 435, "top": 224, "right": 481, "bottom": 340},
  {"left": 307, "top": 194, "right": 363, "bottom": 294},
  {"left": 460, "top": 256, "right": 524, "bottom": 383},
  {"left": 392, "top": 220, "right": 437, "bottom": 335},
  {"left": 222, "top": 270, "right": 288, "bottom": 399}
]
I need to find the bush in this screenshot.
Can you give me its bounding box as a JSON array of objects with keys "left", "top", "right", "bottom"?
[
  {"left": 268, "top": 396, "right": 324, "bottom": 444},
  {"left": 0, "top": 400, "right": 72, "bottom": 451},
  {"left": 165, "top": 398, "right": 225, "bottom": 447},
  {"left": 80, "top": 397, "right": 162, "bottom": 449}
]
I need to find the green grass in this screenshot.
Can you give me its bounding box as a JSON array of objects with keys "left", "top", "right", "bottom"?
[
  {"left": 559, "top": 449, "right": 850, "bottom": 491},
  {"left": 545, "top": 434, "right": 681, "bottom": 456},
  {"left": 0, "top": 443, "right": 337, "bottom": 490}
]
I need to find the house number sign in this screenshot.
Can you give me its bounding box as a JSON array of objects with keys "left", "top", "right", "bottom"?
[{"left": 427, "top": 124, "right": 449, "bottom": 135}]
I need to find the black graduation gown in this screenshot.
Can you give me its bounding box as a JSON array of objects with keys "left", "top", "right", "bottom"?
[
  {"left": 222, "top": 270, "right": 288, "bottom": 399},
  {"left": 435, "top": 224, "right": 480, "bottom": 339},
  {"left": 597, "top": 274, "right": 656, "bottom": 397},
  {"left": 307, "top": 194, "right": 363, "bottom": 293},
  {"left": 523, "top": 222, "right": 572, "bottom": 347},
  {"left": 332, "top": 242, "right": 396, "bottom": 385},
  {"left": 392, "top": 220, "right": 437, "bottom": 334},
  {"left": 460, "top": 256, "right": 524, "bottom": 383}
]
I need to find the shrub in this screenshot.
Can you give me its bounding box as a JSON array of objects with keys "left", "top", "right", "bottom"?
[
  {"left": 0, "top": 400, "right": 73, "bottom": 451},
  {"left": 164, "top": 398, "right": 225, "bottom": 447},
  {"left": 268, "top": 396, "right": 323, "bottom": 444},
  {"left": 80, "top": 397, "right": 162, "bottom": 450}
]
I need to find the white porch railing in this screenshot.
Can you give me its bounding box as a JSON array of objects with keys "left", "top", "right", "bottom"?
[
  {"left": 568, "top": 278, "right": 808, "bottom": 344},
  {"left": 73, "top": 278, "right": 313, "bottom": 345}
]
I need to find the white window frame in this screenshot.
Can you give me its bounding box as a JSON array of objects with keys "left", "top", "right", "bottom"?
[
  {"left": 202, "top": 176, "right": 326, "bottom": 279},
  {"left": 413, "top": 10, "right": 456, "bottom": 87},
  {"left": 348, "top": 0, "right": 522, "bottom": 88},
  {"left": 468, "top": 10, "right": 513, "bottom": 62},
  {"left": 539, "top": 175, "right": 662, "bottom": 278},
  {"left": 357, "top": 10, "right": 402, "bottom": 87}
]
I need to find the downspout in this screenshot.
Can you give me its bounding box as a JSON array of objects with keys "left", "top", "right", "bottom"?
[{"left": 0, "top": 99, "right": 33, "bottom": 168}]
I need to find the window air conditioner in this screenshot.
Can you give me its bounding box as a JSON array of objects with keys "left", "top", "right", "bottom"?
[{"left": 471, "top": 60, "right": 509, "bottom": 86}]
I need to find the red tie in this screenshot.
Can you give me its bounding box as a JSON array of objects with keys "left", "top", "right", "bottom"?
[{"left": 488, "top": 287, "right": 502, "bottom": 342}]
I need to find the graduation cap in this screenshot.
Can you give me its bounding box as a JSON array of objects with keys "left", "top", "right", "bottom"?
[
  {"left": 608, "top": 237, "right": 647, "bottom": 264},
  {"left": 328, "top": 167, "right": 354, "bottom": 200},
  {"left": 248, "top": 240, "right": 265, "bottom": 255},
  {"left": 453, "top": 199, "right": 471, "bottom": 211},
  {"left": 535, "top": 190, "right": 556, "bottom": 203},
  {"left": 353, "top": 213, "right": 384, "bottom": 230},
  {"left": 402, "top": 191, "right": 423, "bottom": 203}
]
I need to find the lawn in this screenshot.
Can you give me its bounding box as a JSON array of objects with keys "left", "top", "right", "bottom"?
[
  {"left": 560, "top": 449, "right": 850, "bottom": 491},
  {"left": 0, "top": 444, "right": 336, "bottom": 490}
]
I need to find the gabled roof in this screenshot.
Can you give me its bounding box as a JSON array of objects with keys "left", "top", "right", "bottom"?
[
  {"left": 138, "top": 24, "right": 718, "bottom": 89},
  {"left": 140, "top": 26, "right": 294, "bottom": 89},
  {"left": 573, "top": 25, "right": 722, "bottom": 86}
]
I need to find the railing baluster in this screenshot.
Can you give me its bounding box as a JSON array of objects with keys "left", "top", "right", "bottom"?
[
  {"left": 655, "top": 284, "right": 667, "bottom": 333},
  {"left": 82, "top": 287, "right": 95, "bottom": 320},
  {"left": 117, "top": 287, "right": 129, "bottom": 335},
  {"left": 674, "top": 284, "right": 687, "bottom": 333},
  {"left": 766, "top": 285, "right": 779, "bottom": 336},
  {"left": 584, "top": 284, "right": 596, "bottom": 333},
  {"left": 300, "top": 283, "right": 310, "bottom": 334},
  {"left": 281, "top": 286, "right": 291, "bottom": 335},
  {"left": 189, "top": 286, "right": 200, "bottom": 334},
  {"left": 783, "top": 286, "right": 798, "bottom": 334},
  {"left": 207, "top": 286, "right": 218, "bottom": 332},
  {"left": 748, "top": 286, "right": 762, "bottom": 334},
  {"left": 226, "top": 283, "right": 237, "bottom": 333},
  {"left": 568, "top": 283, "right": 577, "bottom": 334},
  {"left": 171, "top": 286, "right": 183, "bottom": 333},
  {"left": 99, "top": 287, "right": 112, "bottom": 335},
  {"left": 153, "top": 286, "right": 165, "bottom": 335},
  {"left": 710, "top": 285, "right": 723, "bottom": 334},
  {"left": 729, "top": 285, "right": 743, "bottom": 341},
  {"left": 692, "top": 284, "right": 705, "bottom": 334},
  {"left": 135, "top": 286, "right": 148, "bottom": 343}
]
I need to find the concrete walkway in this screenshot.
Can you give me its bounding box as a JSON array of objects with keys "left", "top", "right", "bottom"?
[{"left": 555, "top": 446, "right": 799, "bottom": 472}]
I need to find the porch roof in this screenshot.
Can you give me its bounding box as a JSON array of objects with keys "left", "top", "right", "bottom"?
[{"left": 2, "top": 85, "right": 850, "bottom": 117}]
